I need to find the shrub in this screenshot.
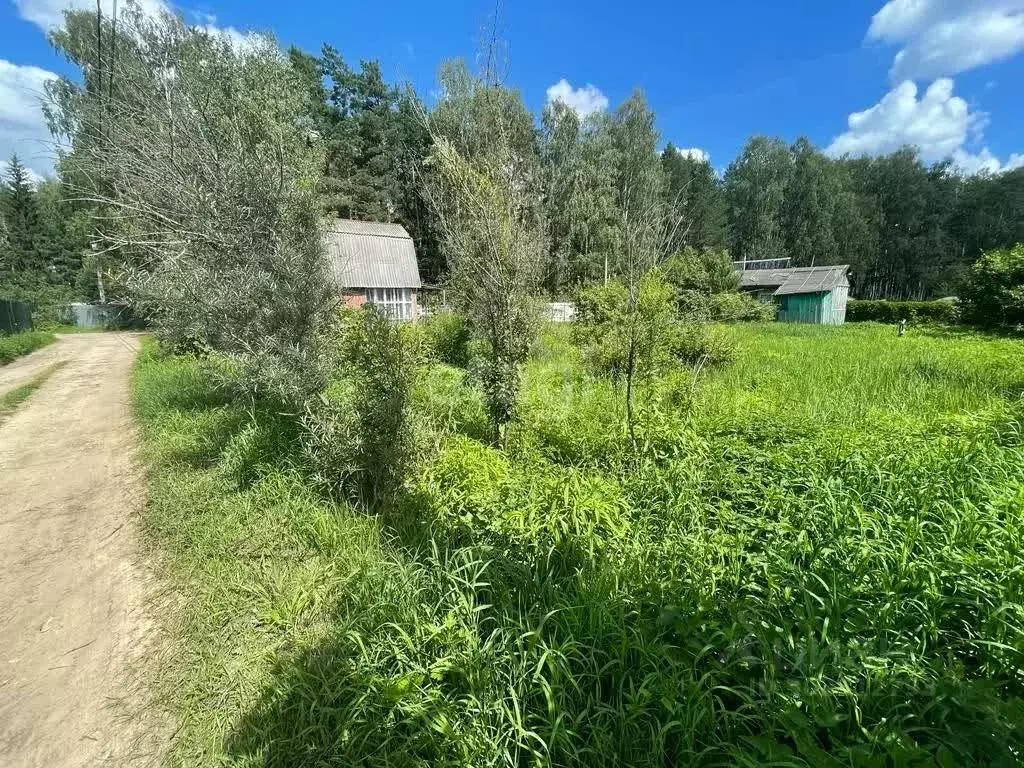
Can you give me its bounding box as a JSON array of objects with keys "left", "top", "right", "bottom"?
[
  {"left": 960, "top": 243, "right": 1024, "bottom": 328},
  {"left": 847, "top": 298, "right": 959, "bottom": 325},
  {"left": 575, "top": 273, "right": 680, "bottom": 380},
  {"left": 49, "top": 13, "right": 334, "bottom": 409},
  {"left": 663, "top": 247, "right": 740, "bottom": 295},
  {"left": 668, "top": 322, "right": 736, "bottom": 367},
  {"left": 677, "top": 290, "right": 777, "bottom": 323},
  {"left": 576, "top": 272, "right": 737, "bottom": 378},
  {"left": 422, "top": 311, "right": 472, "bottom": 367},
  {"left": 303, "top": 306, "right": 420, "bottom": 505},
  {"left": 0, "top": 330, "right": 55, "bottom": 365}
]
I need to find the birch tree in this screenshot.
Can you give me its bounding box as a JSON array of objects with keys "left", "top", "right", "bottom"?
[
  {"left": 425, "top": 60, "right": 547, "bottom": 441},
  {"left": 607, "top": 90, "right": 677, "bottom": 443}
]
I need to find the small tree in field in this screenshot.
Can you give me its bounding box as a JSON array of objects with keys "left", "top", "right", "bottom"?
[
  {"left": 606, "top": 90, "right": 680, "bottom": 444},
  {"left": 424, "top": 60, "right": 547, "bottom": 442},
  {"left": 46, "top": 4, "right": 333, "bottom": 407}
]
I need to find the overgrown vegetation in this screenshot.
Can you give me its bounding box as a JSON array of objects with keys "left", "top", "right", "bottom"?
[
  {"left": 135, "top": 323, "right": 1024, "bottom": 766},
  {"left": 847, "top": 298, "right": 959, "bottom": 325},
  {"left": 0, "top": 329, "right": 55, "bottom": 365},
  {"left": 31, "top": 4, "right": 1023, "bottom": 766},
  {"left": 960, "top": 243, "right": 1024, "bottom": 329}
]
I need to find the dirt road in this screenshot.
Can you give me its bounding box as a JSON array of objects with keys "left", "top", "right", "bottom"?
[{"left": 0, "top": 334, "right": 162, "bottom": 767}]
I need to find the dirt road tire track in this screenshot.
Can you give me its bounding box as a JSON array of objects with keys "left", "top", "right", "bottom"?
[{"left": 0, "top": 334, "right": 164, "bottom": 767}]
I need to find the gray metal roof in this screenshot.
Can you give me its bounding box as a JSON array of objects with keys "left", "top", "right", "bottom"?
[
  {"left": 738, "top": 265, "right": 849, "bottom": 296},
  {"left": 325, "top": 219, "right": 422, "bottom": 289},
  {"left": 774, "top": 266, "right": 849, "bottom": 296},
  {"left": 739, "top": 268, "right": 795, "bottom": 289}
]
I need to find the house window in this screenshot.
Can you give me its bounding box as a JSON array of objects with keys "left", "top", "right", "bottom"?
[{"left": 367, "top": 287, "right": 414, "bottom": 320}]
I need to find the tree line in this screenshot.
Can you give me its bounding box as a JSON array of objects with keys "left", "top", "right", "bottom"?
[
  {"left": 280, "top": 46, "right": 1024, "bottom": 301},
  {"left": 2, "top": 8, "right": 1023, "bottom": 316}
]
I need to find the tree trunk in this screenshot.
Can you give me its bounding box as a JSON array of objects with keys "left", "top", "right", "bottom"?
[{"left": 624, "top": 324, "right": 637, "bottom": 449}]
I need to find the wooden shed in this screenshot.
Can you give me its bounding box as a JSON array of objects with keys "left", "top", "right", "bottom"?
[
  {"left": 324, "top": 219, "right": 422, "bottom": 321},
  {"left": 739, "top": 265, "right": 850, "bottom": 325}
]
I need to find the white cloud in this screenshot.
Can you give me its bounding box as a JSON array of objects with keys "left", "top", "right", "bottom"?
[
  {"left": 0, "top": 59, "right": 58, "bottom": 178},
  {"left": 827, "top": 80, "right": 975, "bottom": 161},
  {"left": 545, "top": 79, "right": 609, "bottom": 118},
  {"left": 15, "top": 0, "right": 261, "bottom": 52},
  {"left": 868, "top": 0, "right": 1024, "bottom": 82},
  {"left": 950, "top": 148, "right": 1024, "bottom": 175},
  {"left": 951, "top": 147, "right": 1004, "bottom": 175},
  {"left": 827, "top": 78, "right": 1021, "bottom": 175},
  {"left": 14, "top": 0, "right": 169, "bottom": 31},
  {"left": 198, "top": 24, "right": 261, "bottom": 52},
  {"left": 674, "top": 147, "right": 709, "bottom": 163}
]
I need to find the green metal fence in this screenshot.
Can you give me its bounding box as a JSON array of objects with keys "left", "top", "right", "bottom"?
[{"left": 0, "top": 300, "right": 34, "bottom": 334}]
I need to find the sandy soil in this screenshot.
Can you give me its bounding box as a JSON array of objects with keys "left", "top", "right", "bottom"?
[
  {"left": 0, "top": 334, "right": 164, "bottom": 767},
  {"left": 0, "top": 336, "right": 71, "bottom": 394}
]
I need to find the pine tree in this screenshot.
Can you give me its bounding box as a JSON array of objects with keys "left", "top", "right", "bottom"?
[{"left": 1, "top": 155, "right": 44, "bottom": 274}]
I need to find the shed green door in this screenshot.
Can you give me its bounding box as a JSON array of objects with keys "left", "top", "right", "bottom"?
[
  {"left": 777, "top": 290, "right": 847, "bottom": 324},
  {"left": 778, "top": 293, "right": 825, "bottom": 323}
]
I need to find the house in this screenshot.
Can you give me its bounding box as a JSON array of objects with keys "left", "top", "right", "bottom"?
[
  {"left": 325, "top": 219, "right": 422, "bottom": 321},
  {"left": 738, "top": 264, "right": 850, "bottom": 325}
]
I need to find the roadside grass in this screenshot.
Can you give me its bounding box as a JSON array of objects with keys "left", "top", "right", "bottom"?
[
  {"left": 134, "top": 325, "right": 1024, "bottom": 766},
  {"left": 0, "top": 330, "right": 56, "bottom": 365},
  {"left": 37, "top": 323, "right": 106, "bottom": 334},
  {"left": 0, "top": 362, "right": 66, "bottom": 422}
]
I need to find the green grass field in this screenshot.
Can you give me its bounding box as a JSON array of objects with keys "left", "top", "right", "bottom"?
[
  {"left": 133, "top": 322, "right": 1024, "bottom": 767},
  {"left": 0, "top": 330, "right": 55, "bottom": 365}
]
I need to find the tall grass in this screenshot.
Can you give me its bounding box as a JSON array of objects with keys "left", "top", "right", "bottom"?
[
  {"left": 134, "top": 324, "right": 1024, "bottom": 766},
  {"left": 0, "top": 330, "right": 55, "bottom": 365}
]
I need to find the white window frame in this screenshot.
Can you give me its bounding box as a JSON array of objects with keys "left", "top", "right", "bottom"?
[{"left": 367, "top": 287, "right": 413, "bottom": 321}]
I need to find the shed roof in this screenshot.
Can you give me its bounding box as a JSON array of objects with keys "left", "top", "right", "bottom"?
[
  {"left": 325, "top": 219, "right": 422, "bottom": 289},
  {"left": 738, "top": 265, "right": 849, "bottom": 296},
  {"left": 739, "top": 268, "right": 796, "bottom": 290},
  {"left": 774, "top": 265, "right": 849, "bottom": 296}
]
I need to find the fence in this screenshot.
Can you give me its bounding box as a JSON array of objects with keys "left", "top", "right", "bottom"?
[{"left": 0, "top": 300, "right": 34, "bottom": 334}]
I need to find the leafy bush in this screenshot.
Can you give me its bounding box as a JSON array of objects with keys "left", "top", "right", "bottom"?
[
  {"left": 575, "top": 271, "right": 683, "bottom": 379},
  {"left": 677, "top": 289, "right": 777, "bottom": 322},
  {"left": 847, "top": 298, "right": 959, "bottom": 324},
  {"left": 302, "top": 307, "right": 420, "bottom": 505},
  {"left": 960, "top": 243, "right": 1024, "bottom": 328},
  {"left": 661, "top": 248, "right": 772, "bottom": 323},
  {"left": 0, "top": 330, "right": 55, "bottom": 365},
  {"left": 662, "top": 246, "right": 740, "bottom": 295},
  {"left": 668, "top": 322, "right": 737, "bottom": 367},
  {"left": 422, "top": 311, "right": 472, "bottom": 367}
]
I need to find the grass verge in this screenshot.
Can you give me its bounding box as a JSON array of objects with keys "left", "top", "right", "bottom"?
[{"left": 0, "top": 330, "right": 56, "bottom": 365}]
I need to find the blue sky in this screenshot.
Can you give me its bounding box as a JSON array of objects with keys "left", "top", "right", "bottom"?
[{"left": 2, "top": 0, "right": 1023, "bottom": 177}]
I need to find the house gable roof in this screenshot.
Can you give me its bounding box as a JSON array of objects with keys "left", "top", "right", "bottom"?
[{"left": 325, "top": 219, "right": 422, "bottom": 289}]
